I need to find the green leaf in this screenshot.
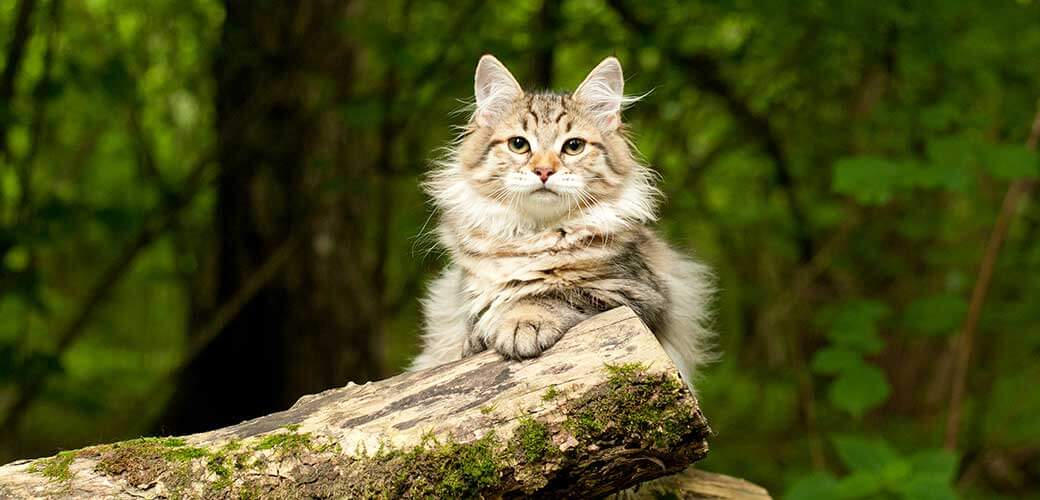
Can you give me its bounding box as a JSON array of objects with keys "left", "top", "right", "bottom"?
[
  {"left": 832, "top": 156, "right": 904, "bottom": 204},
  {"left": 784, "top": 473, "right": 841, "bottom": 500},
  {"left": 810, "top": 346, "right": 865, "bottom": 375},
  {"left": 891, "top": 480, "right": 957, "bottom": 500},
  {"left": 900, "top": 293, "right": 967, "bottom": 337},
  {"left": 983, "top": 143, "right": 1038, "bottom": 180},
  {"left": 892, "top": 460, "right": 959, "bottom": 500},
  {"left": 817, "top": 300, "right": 891, "bottom": 354},
  {"left": 907, "top": 449, "right": 958, "bottom": 483},
  {"left": 891, "top": 452, "right": 959, "bottom": 500},
  {"left": 982, "top": 366, "right": 1040, "bottom": 447},
  {"left": 827, "top": 363, "right": 892, "bottom": 418},
  {"left": 834, "top": 470, "right": 886, "bottom": 499},
  {"left": 831, "top": 435, "right": 900, "bottom": 472}
]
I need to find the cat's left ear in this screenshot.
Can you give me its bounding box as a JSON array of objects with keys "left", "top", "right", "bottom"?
[{"left": 574, "top": 57, "right": 626, "bottom": 131}]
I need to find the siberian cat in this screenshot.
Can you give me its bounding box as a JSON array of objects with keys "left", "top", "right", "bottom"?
[{"left": 410, "top": 55, "right": 714, "bottom": 387}]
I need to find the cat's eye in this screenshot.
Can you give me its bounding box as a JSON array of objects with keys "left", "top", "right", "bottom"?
[
  {"left": 507, "top": 136, "right": 530, "bottom": 154},
  {"left": 562, "top": 138, "right": 586, "bottom": 155}
]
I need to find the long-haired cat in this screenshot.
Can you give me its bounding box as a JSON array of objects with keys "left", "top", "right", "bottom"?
[{"left": 410, "top": 55, "right": 714, "bottom": 387}]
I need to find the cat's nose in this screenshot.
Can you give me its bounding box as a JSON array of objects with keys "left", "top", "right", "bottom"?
[{"left": 534, "top": 166, "right": 556, "bottom": 183}]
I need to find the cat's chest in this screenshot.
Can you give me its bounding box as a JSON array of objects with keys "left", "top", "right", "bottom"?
[
  {"left": 451, "top": 223, "right": 644, "bottom": 291},
  {"left": 461, "top": 250, "right": 610, "bottom": 288}
]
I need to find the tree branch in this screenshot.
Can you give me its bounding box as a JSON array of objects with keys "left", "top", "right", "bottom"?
[{"left": 944, "top": 105, "right": 1040, "bottom": 451}]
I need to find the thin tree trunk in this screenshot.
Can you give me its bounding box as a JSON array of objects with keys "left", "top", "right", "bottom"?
[
  {"left": 0, "top": 0, "right": 37, "bottom": 160},
  {"left": 160, "top": 0, "right": 384, "bottom": 434}
]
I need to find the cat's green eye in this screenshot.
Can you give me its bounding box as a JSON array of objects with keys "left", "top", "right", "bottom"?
[
  {"left": 562, "top": 138, "right": 586, "bottom": 155},
  {"left": 507, "top": 136, "right": 530, "bottom": 154}
]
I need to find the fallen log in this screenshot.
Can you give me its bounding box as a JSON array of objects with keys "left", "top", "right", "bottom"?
[
  {"left": 624, "top": 468, "right": 773, "bottom": 499},
  {"left": 0, "top": 307, "right": 769, "bottom": 499}
]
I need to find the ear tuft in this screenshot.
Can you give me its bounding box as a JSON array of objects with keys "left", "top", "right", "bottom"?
[
  {"left": 573, "top": 57, "right": 630, "bottom": 131},
  {"left": 474, "top": 55, "right": 523, "bottom": 127}
]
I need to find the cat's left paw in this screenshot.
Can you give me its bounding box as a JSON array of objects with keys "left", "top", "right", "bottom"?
[{"left": 491, "top": 303, "right": 566, "bottom": 360}]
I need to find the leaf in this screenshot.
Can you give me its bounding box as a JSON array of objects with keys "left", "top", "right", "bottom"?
[
  {"left": 982, "top": 367, "right": 1040, "bottom": 446},
  {"left": 827, "top": 363, "right": 892, "bottom": 418},
  {"left": 3, "top": 246, "right": 30, "bottom": 271},
  {"left": 892, "top": 454, "right": 959, "bottom": 500},
  {"left": 784, "top": 473, "right": 842, "bottom": 500},
  {"left": 810, "top": 346, "right": 865, "bottom": 375},
  {"left": 831, "top": 435, "right": 900, "bottom": 473},
  {"left": 832, "top": 156, "right": 904, "bottom": 205},
  {"left": 833, "top": 470, "right": 886, "bottom": 499},
  {"left": 816, "top": 300, "right": 891, "bottom": 355},
  {"left": 983, "top": 143, "right": 1038, "bottom": 180},
  {"left": 900, "top": 293, "right": 968, "bottom": 337},
  {"left": 907, "top": 449, "right": 958, "bottom": 483},
  {"left": 892, "top": 480, "right": 957, "bottom": 500}
]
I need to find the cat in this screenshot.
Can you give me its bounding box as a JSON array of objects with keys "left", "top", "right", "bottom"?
[{"left": 410, "top": 55, "right": 714, "bottom": 387}]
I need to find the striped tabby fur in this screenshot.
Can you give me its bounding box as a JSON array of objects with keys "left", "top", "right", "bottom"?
[{"left": 410, "top": 55, "right": 714, "bottom": 388}]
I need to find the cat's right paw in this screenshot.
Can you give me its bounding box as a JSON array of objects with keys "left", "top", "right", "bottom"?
[{"left": 490, "top": 303, "right": 566, "bottom": 360}]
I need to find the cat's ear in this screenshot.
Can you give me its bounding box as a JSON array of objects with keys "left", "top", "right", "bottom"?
[
  {"left": 474, "top": 55, "right": 523, "bottom": 127},
  {"left": 574, "top": 57, "right": 626, "bottom": 131}
]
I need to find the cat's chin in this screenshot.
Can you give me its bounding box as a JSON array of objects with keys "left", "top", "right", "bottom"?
[{"left": 519, "top": 190, "right": 571, "bottom": 222}]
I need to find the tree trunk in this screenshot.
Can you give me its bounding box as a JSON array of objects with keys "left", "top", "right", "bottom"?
[
  {"left": 160, "top": 0, "right": 386, "bottom": 434},
  {"left": 0, "top": 308, "right": 768, "bottom": 499}
]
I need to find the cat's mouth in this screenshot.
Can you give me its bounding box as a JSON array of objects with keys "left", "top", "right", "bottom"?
[{"left": 532, "top": 187, "right": 557, "bottom": 195}]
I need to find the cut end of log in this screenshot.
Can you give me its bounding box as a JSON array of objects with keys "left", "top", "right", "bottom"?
[{"left": 0, "top": 307, "right": 767, "bottom": 499}]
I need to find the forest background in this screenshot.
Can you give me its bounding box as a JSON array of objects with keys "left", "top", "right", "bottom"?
[{"left": 1, "top": 1, "right": 1038, "bottom": 498}]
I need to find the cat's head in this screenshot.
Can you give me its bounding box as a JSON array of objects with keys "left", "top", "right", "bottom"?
[{"left": 429, "top": 55, "right": 657, "bottom": 236}]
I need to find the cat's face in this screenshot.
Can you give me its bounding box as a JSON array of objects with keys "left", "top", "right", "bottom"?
[{"left": 453, "top": 56, "right": 641, "bottom": 222}]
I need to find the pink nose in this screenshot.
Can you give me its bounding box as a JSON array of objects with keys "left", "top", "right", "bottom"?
[{"left": 534, "top": 167, "right": 555, "bottom": 183}]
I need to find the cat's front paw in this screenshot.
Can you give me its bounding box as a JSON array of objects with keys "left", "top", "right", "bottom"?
[{"left": 491, "top": 303, "right": 566, "bottom": 360}]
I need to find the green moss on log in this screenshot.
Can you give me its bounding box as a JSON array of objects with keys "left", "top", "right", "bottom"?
[
  {"left": 565, "top": 362, "right": 701, "bottom": 449},
  {"left": 28, "top": 451, "right": 76, "bottom": 482},
  {"left": 511, "top": 415, "right": 554, "bottom": 463}
]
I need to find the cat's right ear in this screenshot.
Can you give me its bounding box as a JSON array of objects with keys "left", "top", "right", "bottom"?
[{"left": 474, "top": 55, "right": 523, "bottom": 127}]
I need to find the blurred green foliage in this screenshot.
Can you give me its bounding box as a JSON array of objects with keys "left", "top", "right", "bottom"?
[{"left": 1, "top": 0, "right": 1039, "bottom": 498}]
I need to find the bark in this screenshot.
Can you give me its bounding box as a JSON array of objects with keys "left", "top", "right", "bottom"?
[
  {"left": 0, "top": 308, "right": 768, "bottom": 499},
  {"left": 161, "top": 0, "right": 385, "bottom": 434}
]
